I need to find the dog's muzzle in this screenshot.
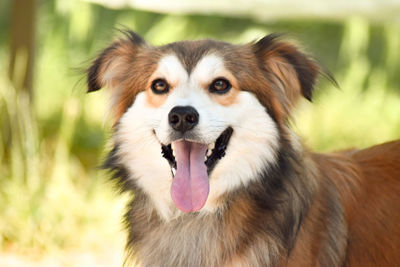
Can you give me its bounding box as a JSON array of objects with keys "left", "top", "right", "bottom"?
[{"left": 158, "top": 105, "right": 233, "bottom": 212}]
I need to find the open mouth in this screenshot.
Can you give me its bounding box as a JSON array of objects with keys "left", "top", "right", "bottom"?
[
  {"left": 161, "top": 127, "right": 233, "bottom": 175},
  {"left": 160, "top": 127, "right": 233, "bottom": 213}
]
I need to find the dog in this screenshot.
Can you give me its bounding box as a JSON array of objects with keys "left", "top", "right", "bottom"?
[{"left": 86, "top": 31, "right": 400, "bottom": 267}]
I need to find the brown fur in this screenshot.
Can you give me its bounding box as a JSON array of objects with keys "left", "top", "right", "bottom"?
[{"left": 87, "top": 31, "right": 400, "bottom": 266}]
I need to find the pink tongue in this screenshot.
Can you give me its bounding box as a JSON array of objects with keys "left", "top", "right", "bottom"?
[{"left": 170, "top": 140, "right": 209, "bottom": 212}]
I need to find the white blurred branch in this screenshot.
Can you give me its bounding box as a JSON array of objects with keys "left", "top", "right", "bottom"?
[{"left": 83, "top": 0, "right": 400, "bottom": 22}]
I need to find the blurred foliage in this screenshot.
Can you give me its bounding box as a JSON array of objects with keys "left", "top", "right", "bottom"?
[{"left": 0, "top": 0, "right": 399, "bottom": 258}]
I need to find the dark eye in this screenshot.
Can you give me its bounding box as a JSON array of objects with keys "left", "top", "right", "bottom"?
[
  {"left": 209, "top": 78, "right": 231, "bottom": 94},
  {"left": 151, "top": 79, "right": 169, "bottom": 94}
]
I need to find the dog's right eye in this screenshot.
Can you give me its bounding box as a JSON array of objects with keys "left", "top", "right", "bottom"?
[{"left": 151, "top": 79, "right": 169, "bottom": 94}]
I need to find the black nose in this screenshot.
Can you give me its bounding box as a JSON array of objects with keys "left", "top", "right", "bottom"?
[{"left": 168, "top": 106, "right": 199, "bottom": 133}]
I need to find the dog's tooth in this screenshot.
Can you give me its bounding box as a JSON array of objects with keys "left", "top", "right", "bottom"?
[
  {"left": 208, "top": 143, "right": 215, "bottom": 150},
  {"left": 207, "top": 149, "right": 212, "bottom": 157},
  {"left": 171, "top": 144, "right": 176, "bottom": 157}
]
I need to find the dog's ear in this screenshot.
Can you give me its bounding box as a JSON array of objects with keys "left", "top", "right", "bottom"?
[
  {"left": 253, "top": 34, "right": 320, "bottom": 110},
  {"left": 87, "top": 30, "right": 146, "bottom": 92}
]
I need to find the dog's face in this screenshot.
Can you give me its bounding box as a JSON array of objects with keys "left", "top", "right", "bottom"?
[{"left": 88, "top": 32, "right": 319, "bottom": 219}]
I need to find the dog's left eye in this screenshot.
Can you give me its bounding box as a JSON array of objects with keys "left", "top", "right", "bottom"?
[
  {"left": 151, "top": 79, "right": 170, "bottom": 94},
  {"left": 209, "top": 78, "right": 232, "bottom": 94}
]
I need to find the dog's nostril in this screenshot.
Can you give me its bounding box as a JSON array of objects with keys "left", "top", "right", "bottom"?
[
  {"left": 168, "top": 106, "right": 199, "bottom": 133},
  {"left": 186, "top": 115, "right": 196, "bottom": 124},
  {"left": 170, "top": 114, "right": 180, "bottom": 125}
]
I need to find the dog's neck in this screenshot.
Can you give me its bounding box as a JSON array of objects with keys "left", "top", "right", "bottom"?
[{"left": 113, "top": 140, "right": 319, "bottom": 267}]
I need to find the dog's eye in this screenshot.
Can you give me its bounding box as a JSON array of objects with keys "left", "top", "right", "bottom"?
[
  {"left": 209, "top": 78, "right": 231, "bottom": 94},
  {"left": 151, "top": 79, "right": 169, "bottom": 94}
]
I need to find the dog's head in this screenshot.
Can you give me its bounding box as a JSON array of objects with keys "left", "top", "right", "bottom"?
[{"left": 87, "top": 31, "right": 320, "bottom": 219}]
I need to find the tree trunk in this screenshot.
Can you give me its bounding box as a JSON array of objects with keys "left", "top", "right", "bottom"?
[{"left": 9, "top": 0, "right": 37, "bottom": 101}]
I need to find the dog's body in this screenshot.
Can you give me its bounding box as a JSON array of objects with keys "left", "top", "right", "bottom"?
[{"left": 87, "top": 31, "right": 400, "bottom": 266}]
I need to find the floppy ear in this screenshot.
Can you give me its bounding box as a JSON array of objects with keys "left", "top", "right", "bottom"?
[
  {"left": 253, "top": 34, "right": 320, "bottom": 111},
  {"left": 87, "top": 30, "right": 146, "bottom": 92}
]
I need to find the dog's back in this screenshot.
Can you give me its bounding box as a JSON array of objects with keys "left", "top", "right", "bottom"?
[
  {"left": 290, "top": 141, "right": 400, "bottom": 266},
  {"left": 345, "top": 141, "right": 400, "bottom": 266}
]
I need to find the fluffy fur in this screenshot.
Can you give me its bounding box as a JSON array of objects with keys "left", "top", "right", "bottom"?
[{"left": 87, "top": 31, "right": 400, "bottom": 267}]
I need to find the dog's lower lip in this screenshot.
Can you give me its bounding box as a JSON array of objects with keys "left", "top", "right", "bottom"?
[{"left": 161, "top": 127, "right": 233, "bottom": 176}]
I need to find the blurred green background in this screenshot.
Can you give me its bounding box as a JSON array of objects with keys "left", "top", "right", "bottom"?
[{"left": 1, "top": 0, "right": 399, "bottom": 266}]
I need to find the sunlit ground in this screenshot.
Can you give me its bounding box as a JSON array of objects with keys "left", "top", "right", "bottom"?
[{"left": 0, "top": 249, "right": 123, "bottom": 267}]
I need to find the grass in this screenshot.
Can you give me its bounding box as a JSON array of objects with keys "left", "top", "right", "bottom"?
[
  {"left": 295, "top": 18, "right": 400, "bottom": 151},
  {"left": 0, "top": 1, "right": 399, "bottom": 263},
  {"left": 0, "top": 77, "right": 127, "bottom": 256}
]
